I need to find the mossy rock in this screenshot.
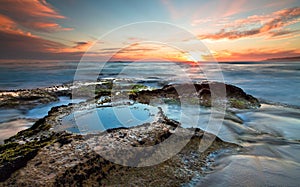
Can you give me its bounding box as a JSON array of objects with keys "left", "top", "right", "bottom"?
[
  {"left": 129, "top": 84, "right": 149, "bottom": 94},
  {"left": 0, "top": 132, "right": 74, "bottom": 182}
]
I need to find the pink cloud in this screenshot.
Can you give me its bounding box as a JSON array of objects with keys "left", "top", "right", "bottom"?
[
  {"left": 198, "top": 7, "right": 300, "bottom": 40},
  {"left": 221, "top": 0, "right": 248, "bottom": 17}
]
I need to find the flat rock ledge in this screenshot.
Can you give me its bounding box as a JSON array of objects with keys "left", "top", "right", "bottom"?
[
  {"left": 0, "top": 81, "right": 258, "bottom": 186},
  {"left": 0, "top": 102, "right": 238, "bottom": 186}
]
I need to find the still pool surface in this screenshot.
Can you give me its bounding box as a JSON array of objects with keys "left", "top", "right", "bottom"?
[
  {"left": 62, "top": 103, "right": 159, "bottom": 133},
  {"left": 0, "top": 97, "right": 84, "bottom": 143}
]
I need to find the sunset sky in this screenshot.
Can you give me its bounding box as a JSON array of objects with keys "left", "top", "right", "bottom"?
[{"left": 1, "top": 0, "right": 300, "bottom": 62}]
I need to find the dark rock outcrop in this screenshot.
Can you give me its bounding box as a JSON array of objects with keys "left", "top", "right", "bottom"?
[
  {"left": 0, "top": 89, "right": 59, "bottom": 109},
  {"left": 131, "top": 82, "right": 260, "bottom": 109},
  {"left": 0, "top": 80, "right": 115, "bottom": 109}
]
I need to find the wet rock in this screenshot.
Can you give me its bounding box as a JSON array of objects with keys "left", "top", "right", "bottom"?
[
  {"left": 0, "top": 80, "right": 114, "bottom": 109},
  {"left": 0, "top": 81, "right": 254, "bottom": 186},
  {"left": 131, "top": 82, "right": 260, "bottom": 109},
  {"left": 0, "top": 99, "right": 238, "bottom": 186},
  {"left": 0, "top": 89, "right": 59, "bottom": 109}
]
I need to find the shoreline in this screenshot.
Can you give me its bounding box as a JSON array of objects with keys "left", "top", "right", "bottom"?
[
  {"left": 1, "top": 80, "right": 300, "bottom": 185},
  {"left": 0, "top": 79, "right": 276, "bottom": 185}
]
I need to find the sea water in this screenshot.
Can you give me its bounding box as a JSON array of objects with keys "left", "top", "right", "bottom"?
[{"left": 1, "top": 61, "right": 299, "bottom": 106}]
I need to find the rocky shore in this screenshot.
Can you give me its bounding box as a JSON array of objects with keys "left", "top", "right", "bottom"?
[
  {"left": 131, "top": 81, "right": 260, "bottom": 109},
  {"left": 0, "top": 80, "right": 260, "bottom": 110},
  {"left": 0, "top": 80, "right": 259, "bottom": 186}
]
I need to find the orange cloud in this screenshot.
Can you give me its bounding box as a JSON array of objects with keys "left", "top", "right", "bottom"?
[
  {"left": 54, "top": 41, "right": 94, "bottom": 53},
  {"left": 213, "top": 48, "right": 300, "bottom": 61},
  {"left": 0, "top": 15, "right": 85, "bottom": 60},
  {"left": 29, "top": 22, "right": 72, "bottom": 32},
  {"left": 0, "top": 0, "right": 71, "bottom": 32},
  {"left": 0, "top": 29, "right": 82, "bottom": 60},
  {"left": 0, "top": 0, "right": 81, "bottom": 60},
  {"left": 1, "top": 0, "right": 65, "bottom": 18},
  {"left": 199, "top": 7, "right": 300, "bottom": 40},
  {"left": 0, "top": 14, "right": 32, "bottom": 36},
  {"left": 0, "top": 12, "right": 87, "bottom": 60},
  {"left": 106, "top": 43, "right": 190, "bottom": 62}
]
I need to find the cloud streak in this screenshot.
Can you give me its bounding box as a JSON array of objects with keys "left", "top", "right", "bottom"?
[
  {"left": 0, "top": 0, "right": 71, "bottom": 32},
  {"left": 212, "top": 48, "right": 300, "bottom": 61},
  {"left": 0, "top": 19, "right": 90, "bottom": 60},
  {"left": 198, "top": 7, "right": 300, "bottom": 40},
  {"left": 0, "top": 0, "right": 82, "bottom": 60},
  {"left": 0, "top": 14, "right": 36, "bottom": 37}
]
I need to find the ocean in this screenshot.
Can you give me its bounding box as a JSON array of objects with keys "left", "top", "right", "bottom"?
[
  {"left": 1, "top": 61, "right": 299, "bottom": 106},
  {"left": 1, "top": 60, "right": 300, "bottom": 185}
]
